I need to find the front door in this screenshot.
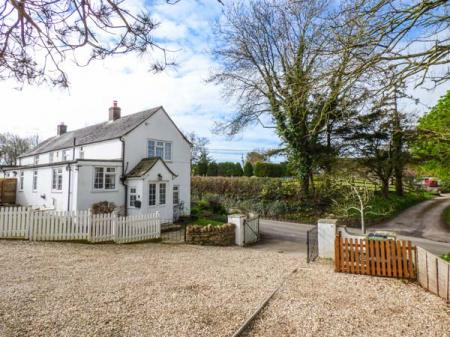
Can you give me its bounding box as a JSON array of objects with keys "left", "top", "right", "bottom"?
[{"left": 148, "top": 181, "right": 172, "bottom": 223}]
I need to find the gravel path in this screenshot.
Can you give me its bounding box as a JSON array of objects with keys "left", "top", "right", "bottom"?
[
  {"left": 0, "top": 240, "right": 300, "bottom": 337},
  {"left": 1, "top": 241, "right": 449, "bottom": 337},
  {"left": 243, "top": 260, "right": 450, "bottom": 337}
]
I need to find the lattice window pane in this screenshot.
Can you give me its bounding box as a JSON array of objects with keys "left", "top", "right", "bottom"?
[
  {"left": 147, "top": 140, "right": 155, "bottom": 158},
  {"left": 94, "top": 167, "right": 104, "bottom": 189},
  {"left": 173, "top": 185, "right": 179, "bottom": 205},
  {"left": 149, "top": 184, "right": 156, "bottom": 206},
  {"left": 156, "top": 141, "right": 164, "bottom": 158},
  {"left": 159, "top": 183, "right": 166, "bottom": 205},
  {"left": 164, "top": 142, "right": 172, "bottom": 161}
]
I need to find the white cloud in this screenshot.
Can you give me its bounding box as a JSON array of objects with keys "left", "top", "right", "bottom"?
[{"left": 0, "top": 0, "right": 447, "bottom": 164}]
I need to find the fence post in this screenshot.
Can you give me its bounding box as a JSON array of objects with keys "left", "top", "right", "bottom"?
[
  {"left": 228, "top": 214, "right": 246, "bottom": 246},
  {"left": 87, "top": 208, "right": 92, "bottom": 242},
  {"left": 27, "top": 208, "right": 33, "bottom": 241},
  {"left": 112, "top": 212, "right": 118, "bottom": 242}
]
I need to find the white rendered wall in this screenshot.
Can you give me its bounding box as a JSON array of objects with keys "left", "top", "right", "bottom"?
[
  {"left": 75, "top": 161, "right": 124, "bottom": 211},
  {"left": 123, "top": 108, "right": 191, "bottom": 215},
  {"left": 13, "top": 165, "right": 75, "bottom": 211},
  {"left": 19, "top": 139, "right": 122, "bottom": 165}
]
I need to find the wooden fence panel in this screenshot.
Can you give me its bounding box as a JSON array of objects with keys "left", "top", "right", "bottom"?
[
  {"left": 335, "top": 233, "right": 416, "bottom": 280},
  {"left": 0, "top": 179, "right": 16, "bottom": 205}
]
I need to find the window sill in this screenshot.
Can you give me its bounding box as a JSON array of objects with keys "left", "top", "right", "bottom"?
[
  {"left": 51, "top": 190, "right": 63, "bottom": 193},
  {"left": 92, "top": 189, "right": 118, "bottom": 193}
]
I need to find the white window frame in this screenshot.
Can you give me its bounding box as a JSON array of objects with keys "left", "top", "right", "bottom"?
[
  {"left": 33, "top": 155, "right": 39, "bottom": 165},
  {"left": 52, "top": 167, "right": 63, "bottom": 192},
  {"left": 148, "top": 183, "right": 157, "bottom": 206},
  {"left": 19, "top": 171, "right": 24, "bottom": 191},
  {"left": 129, "top": 187, "right": 137, "bottom": 208},
  {"left": 173, "top": 185, "right": 179, "bottom": 205},
  {"left": 62, "top": 150, "right": 68, "bottom": 161},
  {"left": 147, "top": 139, "right": 172, "bottom": 161},
  {"left": 32, "top": 170, "right": 38, "bottom": 191},
  {"left": 93, "top": 166, "right": 117, "bottom": 191},
  {"left": 159, "top": 182, "right": 166, "bottom": 205}
]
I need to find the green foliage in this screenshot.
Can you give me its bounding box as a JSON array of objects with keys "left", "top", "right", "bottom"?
[
  {"left": 220, "top": 162, "right": 243, "bottom": 176},
  {"left": 253, "top": 162, "right": 287, "bottom": 177},
  {"left": 444, "top": 206, "right": 450, "bottom": 228},
  {"left": 441, "top": 253, "right": 450, "bottom": 263},
  {"left": 413, "top": 90, "right": 450, "bottom": 180},
  {"left": 206, "top": 162, "right": 218, "bottom": 176},
  {"left": 243, "top": 161, "right": 254, "bottom": 176},
  {"left": 194, "top": 152, "right": 210, "bottom": 176},
  {"left": 192, "top": 176, "right": 432, "bottom": 224},
  {"left": 190, "top": 218, "right": 224, "bottom": 227}
]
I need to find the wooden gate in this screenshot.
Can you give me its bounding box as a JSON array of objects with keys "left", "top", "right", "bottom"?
[
  {"left": 335, "top": 233, "right": 416, "bottom": 279},
  {"left": 0, "top": 178, "right": 16, "bottom": 205}
]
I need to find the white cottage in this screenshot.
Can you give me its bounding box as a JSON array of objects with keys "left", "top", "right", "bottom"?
[{"left": 3, "top": 102, "right": 191, "bottom": 223}]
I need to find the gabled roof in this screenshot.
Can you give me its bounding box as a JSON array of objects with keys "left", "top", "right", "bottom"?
[
  {"left": 126, "top": 157, "right": 177, "bottom": 178},
  {"left": 21, "top": 106, "right": 162, "bottom": 157}
]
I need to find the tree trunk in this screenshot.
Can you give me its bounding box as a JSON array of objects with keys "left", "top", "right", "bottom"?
[
  {"left": 392, "top": 86, "right": 404, "bottom": 196},
  {"left": 381, "top": 179, "right": 390, "bottom": 198}
]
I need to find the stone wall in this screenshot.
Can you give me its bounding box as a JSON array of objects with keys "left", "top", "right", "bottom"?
[{"left": 186, "top": 223, "right": 235, "bottom": 246}]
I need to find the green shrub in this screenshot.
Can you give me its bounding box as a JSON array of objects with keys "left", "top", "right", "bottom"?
[
  {"left": 243, "top": 161, "right": 254, "bottom": 177},
  {"left": 444, "top": 206, "right": 450, "bottom": 227},
  {"left": 254, "top": 162, "right": 286, "bottom": 177},
  {"left": 442, "top": 252, "right": 450, "bottom": 263}
]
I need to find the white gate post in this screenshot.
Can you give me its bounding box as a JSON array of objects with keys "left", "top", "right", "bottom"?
[
  {"left": 227, "top": 214, "right": 246, "bottom": 246},
  {"left": 318, "top": 219, "right": 337, "bottom": 259}
]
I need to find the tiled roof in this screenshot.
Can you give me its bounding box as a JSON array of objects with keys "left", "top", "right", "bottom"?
[
  {"left": 127, "top": 157, "right": 177, "bottom": 178},
  {"left": 21, "top": 107, "right": 162, "bottom": 157}
]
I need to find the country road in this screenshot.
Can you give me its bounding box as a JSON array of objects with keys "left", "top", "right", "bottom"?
[
  {"left": 258, "top": 195, "right": 450, "bottom": 256},
  {"left": 370, "top": 193, "right": 450, "bottom": 243}
]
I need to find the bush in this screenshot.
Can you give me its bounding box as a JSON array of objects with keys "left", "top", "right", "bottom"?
[
  {"left": 91, "top": 201, "right": 116, "bottom": 214},
  {"left": 254, "top": 162, "right": 287, "bottom": 177},
  {"left": 243, "top": 161, "right": 254, "bottom": 177}
]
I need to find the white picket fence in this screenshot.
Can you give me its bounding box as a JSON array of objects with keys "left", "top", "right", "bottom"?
[{"left": 0, "top": 207, "right": 160, "bottom": 243}]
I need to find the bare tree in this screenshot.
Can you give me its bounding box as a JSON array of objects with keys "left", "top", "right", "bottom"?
[
  {"left": 349, "top": 0, "right": 450, "bottom": 86},
  {"left": 0, "top": 133, "right": 38, "bottom": 165},
  {"left": 185, "top": 131, "right": 209, "bottom": 164},
  {"left": 210, "top": 0, "right": 370, "bottom": 195},
  {"left": 333, "top": 179, "right": 374, "bottom": 234},
  {"left": 0, "top": 0, "right": 191, "bottom": 87}
]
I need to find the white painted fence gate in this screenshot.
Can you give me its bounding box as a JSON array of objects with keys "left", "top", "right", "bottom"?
[{"left": 0, "top": 207, "right": 160, "bottom": 243}]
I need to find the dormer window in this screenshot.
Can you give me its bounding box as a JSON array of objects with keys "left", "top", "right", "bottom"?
[
  {"left": 33, "top": 155, "right": 39, "bottom": 165},
  {"left": 49, "top": 152, "right": 54, "bottom": 163},
  {"left": 147, "top": 140, "right": 172, "bottom": 161}
]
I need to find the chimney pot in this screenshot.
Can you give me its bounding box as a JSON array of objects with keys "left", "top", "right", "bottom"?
[
  {"left": 57, "top": 123, "right": 67, "bottom": 136},
  {"left": 109, "top": 100, "right": 121, "bottom": 121}
]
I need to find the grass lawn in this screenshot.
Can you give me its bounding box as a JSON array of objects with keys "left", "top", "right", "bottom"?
[
  {"left": 190, "top": 218, "right": 224, "bottom": 227},
  {"left": 444, "top": 205, "right": 450, "bottom": 227}
]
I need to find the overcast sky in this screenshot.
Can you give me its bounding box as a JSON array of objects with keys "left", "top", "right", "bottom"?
[{"left": 0, "top": 0, "right": 448, "bottom": 163}]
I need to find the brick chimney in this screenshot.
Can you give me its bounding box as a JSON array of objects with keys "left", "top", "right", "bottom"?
[
  {"left": 109, "top": 100, "right": 121, "bottom": 121},
  {"left": 57, "top": 123, "right": 67, "bottom": 136}
]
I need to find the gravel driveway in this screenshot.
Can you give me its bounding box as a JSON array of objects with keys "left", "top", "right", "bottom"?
[
  {"left": 0, "top": 241, "right": 449, "bottom": 337},
  {"left": 244, "top": 261, "right": 450, "bottom": 337},
  {"left": 0, "top": 240, "right": 299, "bottom": 337}
]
